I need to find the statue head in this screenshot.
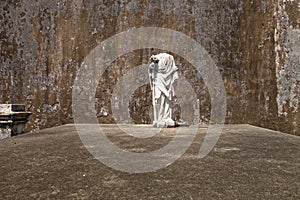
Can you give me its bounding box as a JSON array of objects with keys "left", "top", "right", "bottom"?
[{"left": 149, "top": 53, "right": 177, "bottom": 72}]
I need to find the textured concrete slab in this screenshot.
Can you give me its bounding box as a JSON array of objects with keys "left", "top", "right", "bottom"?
[{"left": 0, "top": 124, "right": 299, "bottom": 199}]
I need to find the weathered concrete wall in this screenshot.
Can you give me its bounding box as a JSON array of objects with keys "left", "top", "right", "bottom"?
[
  {"left": 0, "top": 0, "right": 299, "bottom": 135},
  {"left": 274, "top": 0, "right": 300, "bottom": 134}
]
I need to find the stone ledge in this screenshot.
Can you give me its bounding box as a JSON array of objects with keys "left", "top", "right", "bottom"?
[
  {"left": 0, "top": 104, "right": 31, "bottom": 139},
  {"left": 0, "top": 104, "right": 26, "bottom": 112}
]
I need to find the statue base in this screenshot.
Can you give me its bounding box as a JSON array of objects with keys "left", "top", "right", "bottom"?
[
  {"left": 176, "top": 120, "right": 189, "bottom": 127},
  {"left": 153, "top": 119, "right": 189, "bottom": 128}
]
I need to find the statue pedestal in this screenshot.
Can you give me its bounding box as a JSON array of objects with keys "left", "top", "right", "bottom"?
[
  {"left": 153, "top": 118, "right": 176, "bottom": 128},
  {"left": 0, "top": 104, "right": 31, "bottom": 139}
]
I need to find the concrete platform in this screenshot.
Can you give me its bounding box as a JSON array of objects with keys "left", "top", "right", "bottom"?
[{"left": 0, "top": 124, "right": 299, "bottom": 199}]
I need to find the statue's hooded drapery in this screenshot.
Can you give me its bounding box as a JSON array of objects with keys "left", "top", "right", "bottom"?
[{"left": 149, "top": 53, "right": 179, "bottom": 127}]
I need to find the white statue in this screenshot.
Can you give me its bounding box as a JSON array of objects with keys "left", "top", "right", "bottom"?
[{"left": 148, "top": 53, "right": 179, "bottom": 127}]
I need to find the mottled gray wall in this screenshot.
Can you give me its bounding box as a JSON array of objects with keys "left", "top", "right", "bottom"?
[
  {"left": 0, "top": 0, "right": 299, "bottom": 135},
  {"left": 275, "top": 0, "right": 300, "bottom": 134}
]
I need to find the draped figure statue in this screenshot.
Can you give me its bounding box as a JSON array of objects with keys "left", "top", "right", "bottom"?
[{"left": 148, "top": 53, "right": 179, "bottom": 127}]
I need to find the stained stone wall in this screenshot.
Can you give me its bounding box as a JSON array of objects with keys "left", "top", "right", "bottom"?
[{"left": 0, "top": 0, "right": 299, "bottom": 135}]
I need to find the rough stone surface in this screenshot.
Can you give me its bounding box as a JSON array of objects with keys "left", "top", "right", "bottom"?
[
  {"left": 0, "top": 1, "right": 299, "bottom": 135},
  {"left": 0, "top": 124, "right": 299, "bottom": 199},
  {"left": 0, "top": 128, "right": 11, "bottom": 140},
  {"left": 275, "top": 0, "right": 300, "bottom": 135}
]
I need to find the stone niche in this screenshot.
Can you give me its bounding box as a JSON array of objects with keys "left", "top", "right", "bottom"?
[{"left": 0, "top": 104, "right": 31, "bottom": 139}]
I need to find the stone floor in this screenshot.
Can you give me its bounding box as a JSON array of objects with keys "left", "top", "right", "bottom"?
[{"left": 0, "top": 124, "right": 299, "bottom": 199}]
